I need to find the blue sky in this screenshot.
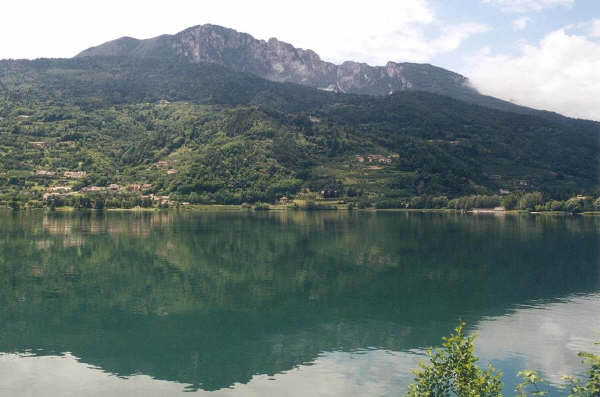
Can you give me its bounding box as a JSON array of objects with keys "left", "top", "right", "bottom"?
[
  {"left": 1, "top": 0, "right": 599, "bottom": 119},
  {"left": 431, "top": 0, "right": 600, "bottom": 71}
]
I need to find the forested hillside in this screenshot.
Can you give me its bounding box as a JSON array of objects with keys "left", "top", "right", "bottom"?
[{"left": 0, "top": 57, "right": 598, "bottom": 208}]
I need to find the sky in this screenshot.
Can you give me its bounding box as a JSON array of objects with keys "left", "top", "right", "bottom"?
[{"left": 1, "top": 0, "right": 600, "bottom": 120}]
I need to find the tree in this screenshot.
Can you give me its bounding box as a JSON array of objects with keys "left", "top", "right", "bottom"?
[
  {"left": 519, "top": 192, "right": 544, "bottom": 211},
  {"left": 9, "top": 198, "right": 20, "bottom": 211},
  {"left": 502, "top": 194, "right": 519, "bottom": 210},
  {"left": 75, "top": 196, "right": 91, "bottom": 209},
  {"left": 565, "top": 197, "right": 584, "bottom": 214},
  {"left": 405, "top": 322, "right": 503, "bottom": 397},
  {"left": 550, "top": 200, "right": 564, "bottom": 212},
  {"left": 93, "top": 197, "right": 105, "bottom": 210}
]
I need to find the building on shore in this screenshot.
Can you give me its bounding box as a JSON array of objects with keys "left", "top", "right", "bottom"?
[{"left": 64, "top": 171, "right": 87, "bottom": 179}]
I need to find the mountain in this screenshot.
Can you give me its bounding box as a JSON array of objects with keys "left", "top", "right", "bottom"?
[
  {"left": 0, "top": 56, "right": 598, "bottom": 208},
  {"left": 76, "top": 25, "right": 479, "bottom": 97},
  {"left": 76, "top": 24, "right": 597, "bottom": 125}
]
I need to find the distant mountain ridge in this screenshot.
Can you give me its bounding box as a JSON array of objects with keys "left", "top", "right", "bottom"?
[
  {"left": 77, "top": 24, "right": 588, "bottom": 122},
  {"left": 76, "top": 24, "right": 477, "bottom": 97}
]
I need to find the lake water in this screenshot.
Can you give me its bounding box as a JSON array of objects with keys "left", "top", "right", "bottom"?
[{"left": 0, "top": 210, "right": 599, "bottom": 396}]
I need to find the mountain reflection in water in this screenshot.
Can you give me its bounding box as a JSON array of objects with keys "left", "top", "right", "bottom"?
[{"left": 0, "top": 211, "right": 598, "bottom": 396}]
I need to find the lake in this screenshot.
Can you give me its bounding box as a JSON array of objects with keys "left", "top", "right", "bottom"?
[{"left": 0, "top": 210, "right": 599, "bottom": 396}]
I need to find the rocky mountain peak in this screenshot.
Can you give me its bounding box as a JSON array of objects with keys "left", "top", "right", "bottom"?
[{"left": 76, "top": 23, "right": 477, "bottom": 98}]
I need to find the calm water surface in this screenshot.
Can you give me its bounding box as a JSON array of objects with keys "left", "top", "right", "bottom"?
[{"left": 0, "top": 210, "right": 599, "bottom": 396}]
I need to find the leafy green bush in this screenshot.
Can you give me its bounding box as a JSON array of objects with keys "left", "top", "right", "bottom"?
[
  {"left": 405, "top": 322, "right": 503, "bottom": 396},
  {"left": 519, "top": 192, "right": 544, "bottom": 211},
  {"left": 563, "top": 347, "right": 600, "bottom": 396},
  {"left": 549, "top": 200, "right": 565, "bottom": 212},
  {"left": 375, "top": 199, "right": 405, "bottom": 209},
  {"left": 447, "top": 195, "right": 502, "bottom": 210},
  {"left": 515, "top": 347, "right": 600, "bottom": 396},
  {"left": 502, "top": 194, "right": 519, "bottom": 210},
  {"left": 515, "top": 370, "right": 550, "bottom": 396},
  {"left": 407, "top": 323, "right": 600, "bottom": 396},
  {"left": 303, "top": 200, "right": 336, "bottom": 210},
  {"left": 357, "top": 199, "right": 371, "bottom": 209},
  {"left": 565, "top": 197, "right": 584, "bottom": 213},
  {"left": 253, "top": 202, "right": 270, "bottom": 211}
]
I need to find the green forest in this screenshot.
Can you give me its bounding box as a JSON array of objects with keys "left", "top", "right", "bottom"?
[{"left": 0, "top": 57, "right": 598, "bottom": 209}]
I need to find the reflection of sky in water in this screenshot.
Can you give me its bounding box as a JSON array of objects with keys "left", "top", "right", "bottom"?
[
  {"left": 2, "top": 294, "right": 599, "bottom": 396},
  {"left": 475, "top": 293, "right": 600, "bottom": 393},
  {"left": 0, "top": 350, "right": 422, "bottom": 397}
]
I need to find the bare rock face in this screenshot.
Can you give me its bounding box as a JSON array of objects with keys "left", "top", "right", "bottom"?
[{"left": 76, "top": 24, "right": 476, "bottom": 98}]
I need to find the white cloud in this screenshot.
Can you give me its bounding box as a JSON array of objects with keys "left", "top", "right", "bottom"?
[
  {"left": 469, "top": 26, "right": 600, "bottom": 120},
  {"left": 513, "top": 16, "right": 532, "bottom": 31},
  {"left": 483, "top": 0, "right": 574, "bottom": 12},
  {"left": 591, "top": 19, "right": 600, "bottom": 37},
  {"left": 0, "top": 0, "right": 488, "bottom": 66},
  {"left": 350, "top": 22, "right": 490, "bottom": 65},
  {"left": 435, "top": 23, "right": 493, "bottom": 53}
]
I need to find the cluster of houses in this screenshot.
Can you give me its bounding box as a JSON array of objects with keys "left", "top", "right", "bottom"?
[
  {"left": 147, "top": 195, "right": 175, "bottom": 207},
  {"left": 127, "top": 183, "right": 153, "bottom": 192},
  {"left": 33, "top": 165, "right": 176, "bottom": 205},
  {"left": 78, "top": 183, "right": 153, "bottom": 194},
  {"left": 81, "top": 184, "right": 121, "bottom": 193},
  {"left": 36, "top": 170, "right": 87, "bottom": 179},
  {"left": 29, "top": 141, "right": 47, "bottom": 149},
  {"left": 426, "top": 139, "right": 462, "bottom": 146},
  {"left": 43, "top": 186, "right": 72, "bottom": 200},
  {"left": 42, "top": 182, "right": 157, "bottom": 200},
  {"left": 488, "top": 174, "right": 531, "bottom": 194},
  {"left": 35, "top": 170, "right": 56, "bottom": 177},
  {"left": 28, "top": 141, "right": 78, "bottom": 149},
  {"left": 156, "top": 160, "right": 178, "bottom": 175},
  {"left": 156, "top": 160, "right": 173, "bottom": 168},
  {"left": 64, "top": 171, "right": 87, "bottom": 179},
  {"left": 320, "top": 189, "right": 341, "bottom": 199},
  {"left": 356, "top": 154, "right": 393, "bottom": 165}
]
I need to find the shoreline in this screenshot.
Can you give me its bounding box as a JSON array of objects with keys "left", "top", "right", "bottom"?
[{"left": 1, "top": 205, "right": 598, "bottom": 216}]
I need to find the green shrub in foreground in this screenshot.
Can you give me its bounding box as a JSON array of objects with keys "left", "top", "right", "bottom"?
[
  {"left": 406, "top": 323, "right": 600, "bottom": 396},
  {"left": 405, "top": 322, "right": 503, "bottom": 396}
]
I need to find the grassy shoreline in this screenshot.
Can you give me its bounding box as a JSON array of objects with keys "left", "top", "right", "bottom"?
[{"left": 2, "top": 204, "right": 598, "bottom": 216}]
